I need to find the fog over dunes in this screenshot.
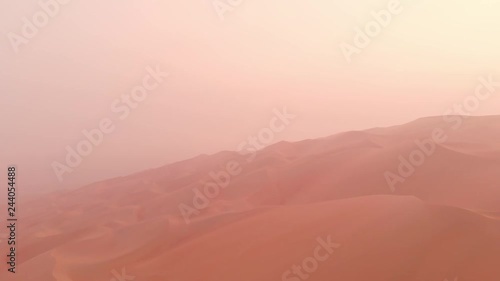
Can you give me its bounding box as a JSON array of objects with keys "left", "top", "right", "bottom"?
[{"left": 2, "top": 0, "right": 500, "bottom": 192}]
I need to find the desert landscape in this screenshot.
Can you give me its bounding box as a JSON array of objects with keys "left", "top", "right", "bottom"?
[
  {"left": 2, "top": 1, "right": 500, "bottom": 280},
  {"left": 1, "top": 115, "right": 500, "bottom": 281}
]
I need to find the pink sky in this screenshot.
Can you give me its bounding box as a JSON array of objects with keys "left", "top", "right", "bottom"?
[{"left": 1, "top": 0, "right": 499, "bottom": 192}]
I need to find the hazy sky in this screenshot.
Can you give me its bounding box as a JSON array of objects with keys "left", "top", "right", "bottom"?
[{"left": 1, "top": 0, "right": 500, "bottom": 192}]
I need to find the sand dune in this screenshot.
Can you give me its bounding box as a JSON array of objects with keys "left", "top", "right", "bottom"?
[{"left": 2, "top": 116, "right": 500, "bottom": 281}]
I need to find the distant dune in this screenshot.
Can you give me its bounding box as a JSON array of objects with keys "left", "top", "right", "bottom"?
[{"left": 2, "top": 116, "right": 500, "bottom": 281}]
